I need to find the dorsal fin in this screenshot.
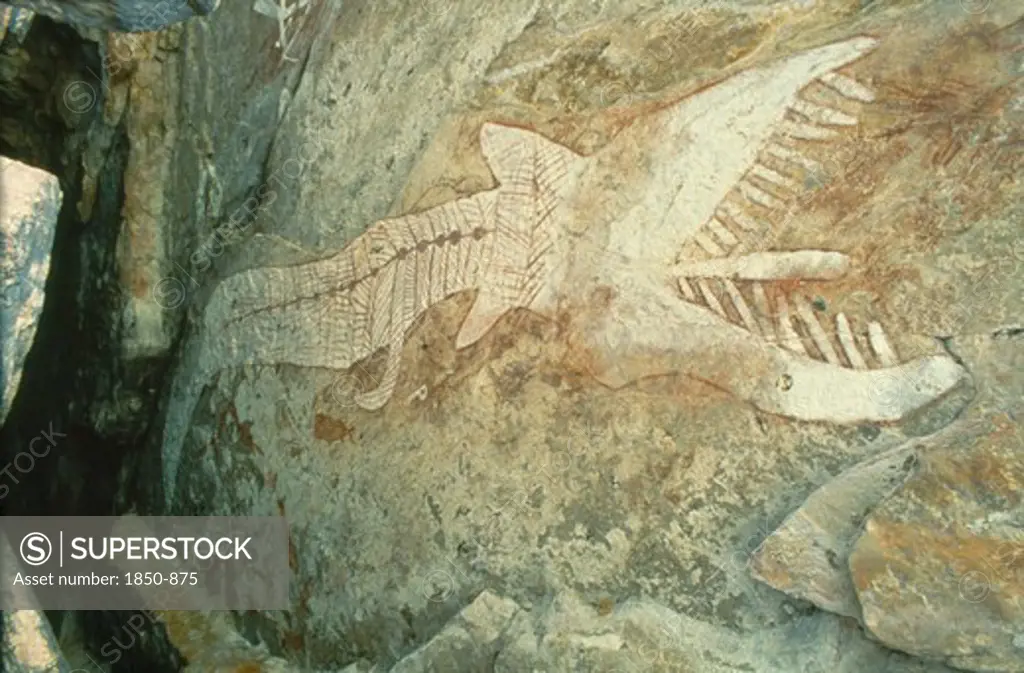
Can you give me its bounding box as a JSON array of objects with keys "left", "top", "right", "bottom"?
[
  {"left": 456, "top": 123, "right": 584, "bottom": 350},
  {"left": 455, "top": 288, "right": 512, "bottom": 349},
  {"left": 602, "top": 35, "right": 879, "bottom": 265},
  {"left": 479, "top": 122, "right": 583, "bottom": 184}
]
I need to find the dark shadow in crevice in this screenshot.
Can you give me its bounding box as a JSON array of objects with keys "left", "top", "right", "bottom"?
[{"left": 1, "top": 16, "right": 181, "bottom": 673}]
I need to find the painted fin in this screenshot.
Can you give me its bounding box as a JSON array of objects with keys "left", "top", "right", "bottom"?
[
  {"left": 479, "top": 121, "right": 584, "bottom": 184},
  {"left": 354, "top": 337, "right": 404, "bottom": 410},
  {"left": 603, "top": 35, "right": 878, "bottom": 265},
  {"left": 455, "top": 288, "right": 514, "bottom": 349},
  {"left": 674, "top": 250, "right": 851, "bottom": 281},
  {"left": 455, "top": 122, "right": 584, "bottom": 351}
]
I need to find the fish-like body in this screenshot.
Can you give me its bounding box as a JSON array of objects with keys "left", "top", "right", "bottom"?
[{"left": 160, "top": 35, "right": 967, "bottom": 505}]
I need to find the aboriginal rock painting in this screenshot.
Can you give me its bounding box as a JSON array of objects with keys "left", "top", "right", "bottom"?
[{"left": 162, "top": 35, "right": 967, "bottom": 488}]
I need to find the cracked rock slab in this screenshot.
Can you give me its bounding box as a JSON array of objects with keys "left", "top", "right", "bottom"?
[
  {"left": 389, "top": 590, "right": 521, "bottom": 673},
  {"left": 849, "top": 415, "right": 1024, "bottom": 673},
  {"left": 0, "top": 157, "right": 61, "bottom": 426},
  {"left": 750, "top": 441, "right": 920, "bottom": 619},
  {"left": 490, "top": 590, "right": 956, "bottom": 673},
  {"left": 750, "top": 418, "right": 992, "bottom": 619},
  {"left": 0, "top": 535, "right": 71, "bottom": 673}
]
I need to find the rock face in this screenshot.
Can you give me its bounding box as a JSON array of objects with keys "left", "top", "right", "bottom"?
[
  {"left": 1, "top": 0, "right": 219, "bottom": 33},
  {"left": 0, "top": 535, "right": 72, "bottom": 673},
  {"left": 390, "top": 591, "right": 521, "bottom": 673},
  {"left": 1, "top": 611, "right": 69, "bottom": 673},
  {"left": 0, "top": 1, "right": 331, "bottom": 671},
  {"left": 850, "top": 416, "right": 1024, "bottom": 672},
  {"left": 0, "top": 157, "right": 61, "bottom": 425},
  {"left": 0, "top": 4, "right": 33, "bottom": 46},
  {"left": 381, "top": 589, "right": 954, "bottom": 673},
  {"left": 155, "top": 610, "right": 306, "bottom": 673},
  {"left": 752, "top": 416, "right": 1022, "bottom": 672},
  {"left": 749, "top": 440, "right": 921, "bottom": 619},
  {"left": 141, "top": 0, "right": 1023, "bottom": 671}
]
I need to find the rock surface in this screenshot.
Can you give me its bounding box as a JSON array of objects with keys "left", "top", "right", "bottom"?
[
  {"left": 0, "top": 4, "right": 33, "bottom": 48},
  {"left": 0, "top": 2, "right": 336, "bottom": 671},
  {"left": 390, "top": 590, "right": 520, "bottom": 673},
  {"left": 750, "top": 418, "right": 994, "bottom": 619},
  {"left": 850, "top": 415, "right": 1024, "bottom": 673},
  {"left": 750, "top": 440, "right": 921, "bottom": 619},
  {"left": 0, "top": 157, "right": 61, "bottom": 425},
  {"left": 382, "top": 589, "right": 956, "bottom": 673},
  {"left": 156, "top": 610, "right": 306, "bottom": 673},
  {"left": 2, "top": 610, "right": 69, "bottom": 673},
  {"left": 0, "top": 534, "right": 71, "bottom": 673},
  {"left": 142, "top": 0, "right": 1024, "bottom": 671},
  {"left": 0, "top": 0, "right": 219, "bottom": 33}
]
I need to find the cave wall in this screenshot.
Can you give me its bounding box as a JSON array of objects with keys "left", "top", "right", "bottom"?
[{"left": 0, "top": 3, "right": 337, "bottom": 670}]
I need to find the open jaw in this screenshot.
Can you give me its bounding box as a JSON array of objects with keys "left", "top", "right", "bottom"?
[{"left": 576, "top": 276, "right": 967, "bottom": 424}]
